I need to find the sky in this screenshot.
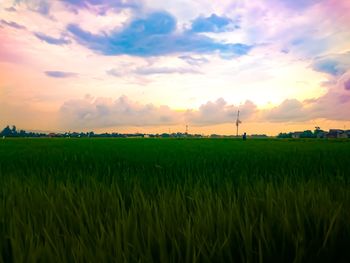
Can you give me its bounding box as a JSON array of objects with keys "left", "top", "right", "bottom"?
[{"left": 0, "top": 0, "right": 350, "bottom": 135}]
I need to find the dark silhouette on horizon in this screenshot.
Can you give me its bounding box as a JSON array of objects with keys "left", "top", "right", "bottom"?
[{"left": 1, "top": 125, "right": 349, "bottom": 139}]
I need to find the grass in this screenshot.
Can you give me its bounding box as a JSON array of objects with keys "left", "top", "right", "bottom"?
[{"left": 0, "top": 138, "right": 350, "bottom": 262}]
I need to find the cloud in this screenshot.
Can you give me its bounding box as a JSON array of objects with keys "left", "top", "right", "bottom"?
[
  {"left": 106, "top": 69, "right": 121, "bottom": 77},
  {"left": 187, "top": 99, "right": 257, "bottom": 125},
  {"left": 190, "top": 14, "right": 237, "bottom": 33},
  {"left": 59, "top": 88, "right": 350, "bottom": 129},
  {"left": 0, "top": 19, "right": 26, "bottom": 30},
  {"left": 312, "top": 59, "right": 346, "bottom": 76},
  {"left": 345, "top": 79, "right": 350, "bottom": 91},
  {"left": 312, "top": 53, "right": 350, "bottom": 76},
  {"left": 19, "top": 0, "right": 133, "bottom": 15},
  {"left": 67, "top": 12, "right": 251, "bottom": 57},
  {"left": 4, "top": 7, "right": 17, "bottom": 12},
  {"left": 60, "top": 95, "right": 182, "bottom": 128},
  {"left": 45, "top": 71, "right": 77, "bottom": 78},
  {"left": 34, "top": 32, "right": 71, "bottom": 45},
  {"left": 62, "top": 0, "right": 135, "bottom": 7},
  {"left": 263, "top": 99, "right": 307, "bottom": 122},
  {"left": 263, "top": 89, "right": 350, "bottom": 122},
  {"left": 14, "top": 0, "right": 50, "bottom": 15},
  {"left": 106, "top": 65, "right": 200, "bottom": 77},
  {"left": 278, "top": 0, "right": 322, "bottom": 10},
  {"left": 307, "top": 91, "right": 350, "bottom": 121},
  {"left": 62, "top": 0, "right": 139, "bottom": 10},
  {"left": 134, "top": 67, "right": 200, "bottom": 75},
  {"left": 14, "top": 0, "right": 138, "bottom": 15},
  {"left": 59, "top": 95, "right": 259, "bottom": 129},
  {"left": 179, "top": 55, "right": 209, "bottom": 66}
]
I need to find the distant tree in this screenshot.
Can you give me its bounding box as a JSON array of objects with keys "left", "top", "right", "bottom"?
[
  {"left": 1, "top": 126, "right": 12, "bottom": 137},
  {"left": 277, "top": 132, "right": 292, "bottom": 138},
  {"left": 313, "top": 127, "right": 325, "bottom": 137},
  {"left": 161, "top": 133, "right": 170, "bottom": 138},
  {"left": 300, "top": 130, "right": 315, "bottom": 138},
  {"left": 19, "top": 130, "right": 26, "bottom": 137},
  {"left": 11, "top": 125, "right": 17, "bottom": 135}
]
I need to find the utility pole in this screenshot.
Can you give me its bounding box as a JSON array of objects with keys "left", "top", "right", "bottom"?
[{"left": 235, "top": 110, "right": 241, "bottom": 137}]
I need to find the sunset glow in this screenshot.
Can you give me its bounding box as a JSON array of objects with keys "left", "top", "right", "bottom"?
[{"left": 1, "top": 0, "right": 350, "bottom": 134}]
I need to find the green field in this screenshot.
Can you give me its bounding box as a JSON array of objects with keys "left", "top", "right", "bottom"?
[{"left": 1, "top": 138, "right": 350, "bottom": 262}]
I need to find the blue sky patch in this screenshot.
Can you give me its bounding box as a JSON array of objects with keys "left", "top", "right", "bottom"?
[
  {"left": 67, "top": 12, "right": 250, "bottom": 57},
  {"left": 190, "top": 14, "right": 235, "bottom": 33}
]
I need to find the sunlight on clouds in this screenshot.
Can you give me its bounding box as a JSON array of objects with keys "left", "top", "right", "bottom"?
[{"left": 0, "top": 0, "right": 349, "bottom": 133}]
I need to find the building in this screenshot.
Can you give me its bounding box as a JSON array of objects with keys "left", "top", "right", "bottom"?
[
  {"left": 346, "top": 130, "right": 350, "bottom": 138},
  {"left": 316, "top": 131, "right": 327, "bottom": 138},
  {"left": 339, "top": 132, "right": 349, "bottom": 139},
  {"left": 327, "top": 129, "right": 346, "bottom": 138}
]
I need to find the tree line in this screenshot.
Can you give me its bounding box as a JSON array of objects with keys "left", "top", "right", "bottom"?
[
  {"left": 0, "top": 125, "right": 46, "bottom": 137},
  {"left": 277, "top": 128, "right": 326, "bottom": 138},
  {"left": 0, "top": 125, "right": 202, "bottom": 138}
]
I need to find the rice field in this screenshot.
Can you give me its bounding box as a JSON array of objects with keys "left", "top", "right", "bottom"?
[{"left": 1, "top": 138, "right": 350, "bottom": 262}]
